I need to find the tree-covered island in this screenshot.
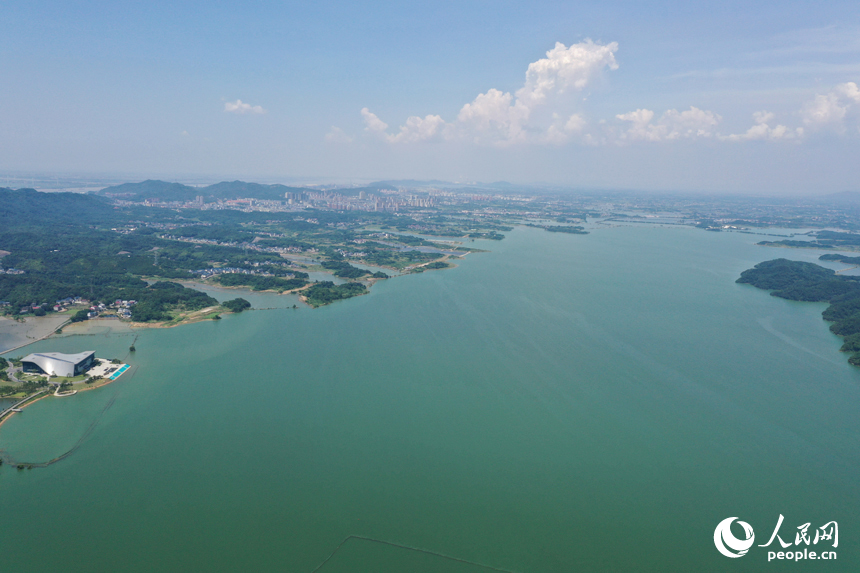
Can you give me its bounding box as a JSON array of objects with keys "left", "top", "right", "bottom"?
[
  {"left": 525, "top": 223, "right": 589, "bottom": 234},
  {"left": 737, "top": 258, "right": 860, "bottom": 366},
  {"left": 757, "top": 231, "right": 860, "bottom": 250}
]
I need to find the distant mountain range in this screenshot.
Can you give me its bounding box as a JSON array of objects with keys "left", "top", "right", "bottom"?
[
  {"left": 94, "top": 178, "right": 553, "bottom": 203},
  {"left": 96, "top": 180, "right": 312, "bottom": 202}
]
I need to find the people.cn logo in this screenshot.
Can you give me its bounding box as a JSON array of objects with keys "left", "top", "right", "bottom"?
[{"left": 714, "top": 517, "right": 756, "bottom": 558}]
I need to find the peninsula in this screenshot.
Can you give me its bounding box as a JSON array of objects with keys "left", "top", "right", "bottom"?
[
  {"left": 1, "top": 185, "right": 499, "bottom": 334},
  {"left": 0, "top": 351, "right": 130, "bottom": 430},
  {"left": 737, "top": 258, "right": 860, "bottom": 366}
]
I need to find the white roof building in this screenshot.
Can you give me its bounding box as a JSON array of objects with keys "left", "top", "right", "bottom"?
[{"left": 21, "top": 351, "right": 96, "bottom": 378}]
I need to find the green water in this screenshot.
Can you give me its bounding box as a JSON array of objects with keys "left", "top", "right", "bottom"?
[{"left": 1, "top": 225, "right": 858, "bottom": 572}]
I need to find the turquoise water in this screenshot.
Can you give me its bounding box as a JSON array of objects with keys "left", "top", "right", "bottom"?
[
  {"left": 110, "top": 364, "right": 130, "bottom": 380},
  {"left": 1, "top": 225, "right": 857, "bottom": 571}
]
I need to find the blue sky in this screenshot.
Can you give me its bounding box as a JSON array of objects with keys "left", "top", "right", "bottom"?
[{"left": 1, "top": 1, "right": 859, "bottom": 193}]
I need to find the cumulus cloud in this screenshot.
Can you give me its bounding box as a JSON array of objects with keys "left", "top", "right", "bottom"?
[
  {"left": 361, "top": 107, "right": 389, "bottom": 134},
  {"left": 353, "top": 39, "right": 843, "bottom": 147},
  {"left": 361, "top": 108, "right": 449, "bottom": 143},
  {"left": 662, "top": 107, "right": 722, "bottom": 138},
  {"left": 615, "top": 106, "right": 721, "bottom": 142},
  {"left": 615, "top": 109, "right": 660, "bottom": 141},
  {"left": 457, "top": 89, "right": 531, "bottom": 144},
  {"left": 324, "top": 126, "right": 353, "bottom": 144},
  {"left": 564, "top": 114, "right": 586, "bottom": 133},
  {"left": 458, "top": 40, "right": 617, "bottom": 145},
  {"left": 224, "top": 99, "right": 266, "bottom": 114},
  {"left": 800, "top": 82, "right": 860, "bottom": 132},
  {"left": 540, "top": 113, "right": 587, "bottom": 145},
  {"left": 719, "top": 111, "right": 803, "bottom": 141},
  {"left": 802, "top": 93, "right": 847, "bottom": 127},
  {"left": 388, "top": 114, "right": 449, "bottom": 143},
  {"left": 515, "top": 40, "right": 619, "bottom": 108},
  {"left": 360, "top": 40, "right": 618, "bottom": 146},
  {"left": 836, "top": 81, "right": 860, "bottom": 103}
]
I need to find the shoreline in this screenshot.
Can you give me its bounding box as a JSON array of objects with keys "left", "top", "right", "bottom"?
[
  {"left": 178, "top": 279, "right": 303, "bottom": 295},
  {"left": 0, "top": 391, "right": 51, "bottom": 430},
  {"left": 1, "top": 253, "right": 460, "bottom": 352},
  {"left": 759, "top": 243, "right": 857, "bottom": 252},
  {"left": 2, "top": 300, "right": 250, "bottom": 354},
  {"left": 0, "top": 367, "right": 127, "bottom": 431},
  {"left": 126, "top": 306, "right": 221, "bottom": 329}
]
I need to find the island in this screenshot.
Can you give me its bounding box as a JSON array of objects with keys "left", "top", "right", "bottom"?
[
  {"left": 737, "top": 258, "right": 860, "bottom": 366},
  {"left": 757, "top": 230, "right": 860, "bottom": 250},
  {"left": 526, "top": 223, "right": 589, "bottom": 234}
]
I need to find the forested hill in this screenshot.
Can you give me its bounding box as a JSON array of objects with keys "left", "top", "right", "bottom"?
[
  {"left": 737, "top": 258, "right": 860, "bottom": 365},
  {"left": 736, "top": 259, "right": 844, "bottom": 299},
  {"left": 0, "top": 187, "right": 120, "bottom": 228},
  {"left": 97, "top": 179, "right": 312, "bottom": 202},
  {"left": 0, "top": 188, "right": 238, "bottom": 320},
  {"left": 98, "top": 180, "right": 199, "bottom": 202}
]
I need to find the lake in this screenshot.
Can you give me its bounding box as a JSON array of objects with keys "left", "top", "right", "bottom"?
[{"left": 1, "top": 225, "right": 857, "bottom": 571}]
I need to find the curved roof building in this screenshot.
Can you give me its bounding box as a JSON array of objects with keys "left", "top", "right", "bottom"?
[{"left": 21, "top": 351, "right": 96, "bottom": 378}]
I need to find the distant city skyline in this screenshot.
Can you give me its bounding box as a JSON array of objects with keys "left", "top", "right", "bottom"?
[{"left": 2, "top": 1, "right": 859, "bottom": 193}]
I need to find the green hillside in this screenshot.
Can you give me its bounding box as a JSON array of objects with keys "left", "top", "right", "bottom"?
[{"left": 97, "top": 179, "right": 311, "bottom": 202}]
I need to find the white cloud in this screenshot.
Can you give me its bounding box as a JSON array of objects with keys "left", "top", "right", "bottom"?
[
  {"left": 540, "top": 114, "right": 587, "bottom": 145},
  {"left": 324, "top": 126, "right": 353, "bottom": 144},
  {"left": 615, "top": 106, "right": 721, "bottom": 143},
  {"left": 353, "top": 40, "right": 850, "bottom": 148},
  {"left": 836, "top": 81, "right": 860, "bottom": 103},
  {"left": 542, "top": 125, "right": 568, "bottom": 145},
  {"left": 361, "top": 107, "right": 389, "bottom": 134},
  {"left": 719, "top": 111, "right": 803, "bottom": 141},
  {"left": 361, "top": 108, "right": 448, "bottom": 142},
  {"left": 661, "top": 107, "right": 721, "bottom": 139},
  {"left": 799, "top": 82, "right": 860, "bottom": 132},
  {"left": 564, "top": 114, "right": 586, "bottom": 133},
  {"left": 753, "top": 110, "right": 775, "bottom": 124},
  {"left": 515, "top": 40, "right": 619, "bottom": 108},
  {"left": 459, "top": 40, "right": 616, "bottom": 144},
  {"left": 457, "top": 89, "right": 530, "bottom": 145},
  {"left": 801, "top": 93, "right": 847, "bottom": 127},
  {"left": 388, "top": 114, "right": 449, "bottom": 143},
  {"left": 360, "top": 40, "right": 618, "bottom": 146},
  {"left": 224, "top": 99, "right": 266, "bottom": 114},
  {"left": 616, "top": 109, "right": 660, "bottom": 141}
]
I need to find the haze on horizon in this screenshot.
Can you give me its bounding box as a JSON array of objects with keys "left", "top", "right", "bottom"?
[{"left": 1, "top": 1, "right": 859, "bottom": 195}]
